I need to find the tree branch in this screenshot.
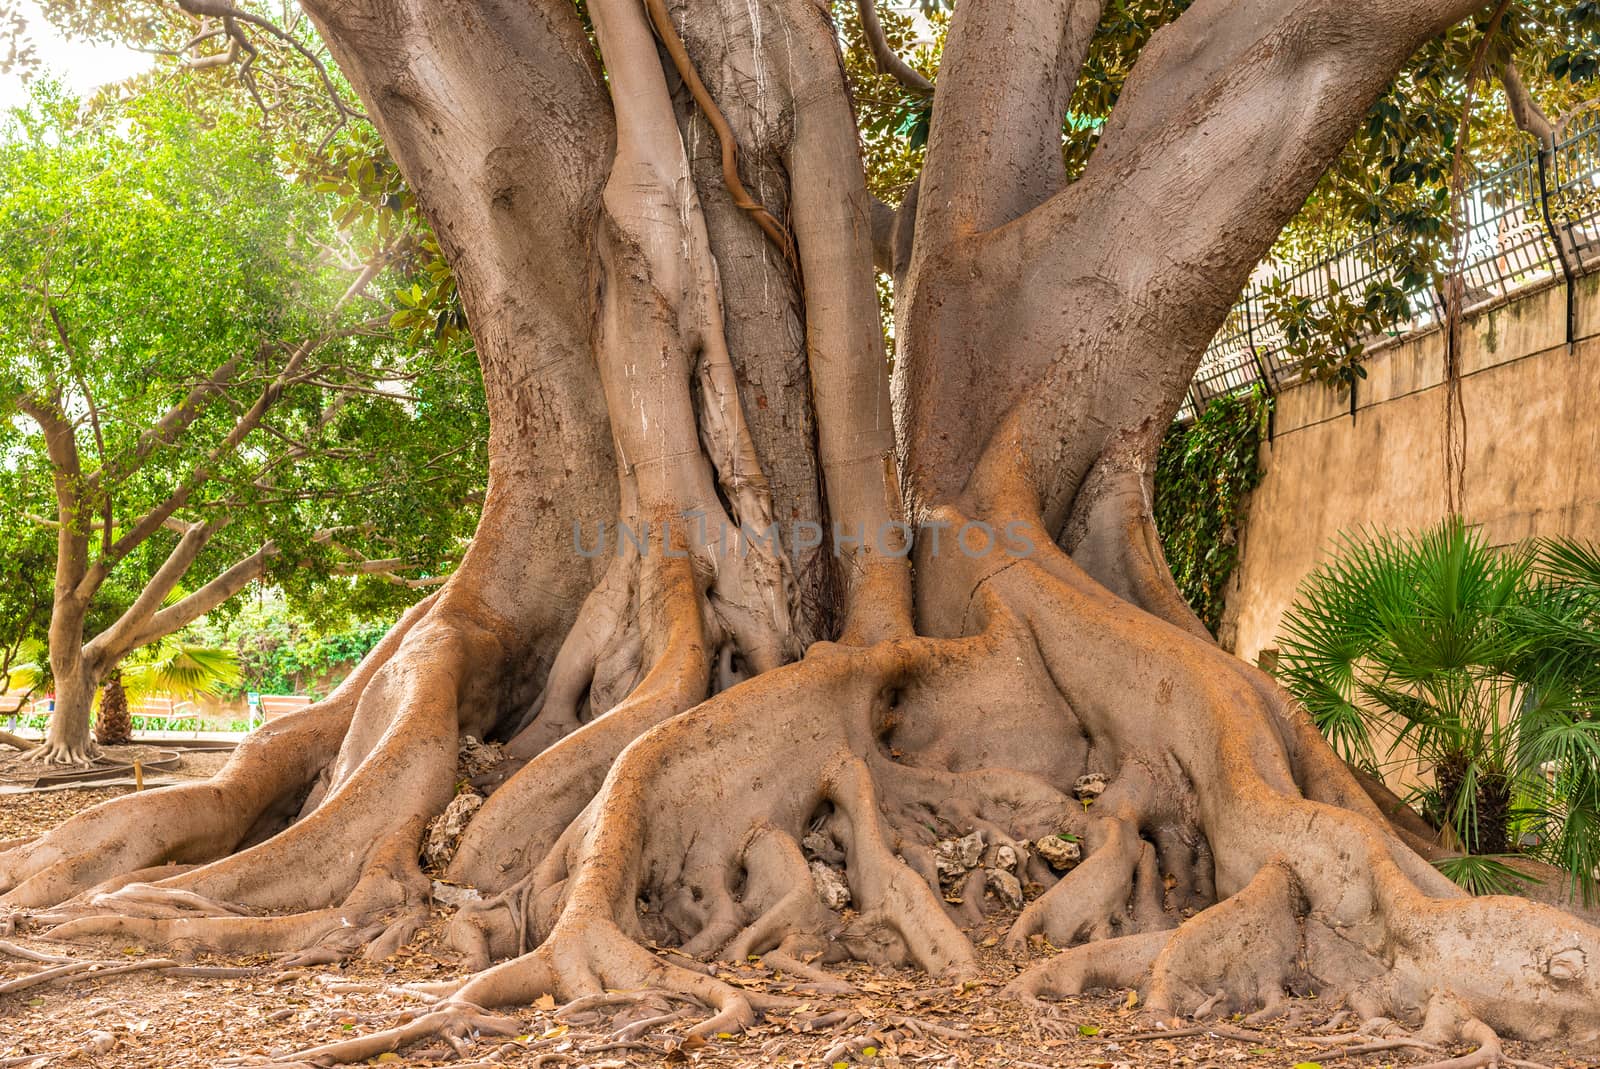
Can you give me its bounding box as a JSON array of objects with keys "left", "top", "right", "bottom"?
[
  {"left": 173, "top": 0, "right": 366, "bottom": 126},
  {"left": 899, "top": 0, "right": 1496, "bottom": 522},
  {"left": 84, "top": 519, "right": 224, "bottom": 669},
  {"left": 1501, "top": 60, "right": 1555, "bottom": 148},
  {"left": 915, "top": 0, "right": 1105, "bottom": 239},
  {"left": 854, "top": 0, "right": 933, "bottom": 96},
  {"left": 15, "top": 394, "right": 89, "bottom": 603},
  {"left": 91, "top": 351, "right": 246, "bottom": 491},
  {"left": 123, "top": 541, "right": 274, "bottom": 652},
  {"left": 77, "top": 260, "right": 383, "bottom": 600}
]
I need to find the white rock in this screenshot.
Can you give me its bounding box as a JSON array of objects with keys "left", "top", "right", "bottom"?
[
  {"left": 1074, "top": 772, "right": 1108, "bottom": 799},
  {"left": 810, "top": 861, "right": 852, "bottom": 910},
  {"left": 1036, "top": 834, "right": 1082, "bottom": 870},
  {"left": 986, "top": 868, "right": 1024, "bottom": 910},
  {"left": 992, "top": 843, "right": 1020, "bottom": 872},
  {"left": 935, "top": 830, "right": 985, "bottom": 881},
  {"left": 431, "top": 880, "right": 484, "bottom": 908}
]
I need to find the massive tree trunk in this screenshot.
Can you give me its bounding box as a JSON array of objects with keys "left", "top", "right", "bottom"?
[{"left": 5, "top": 0, "right": 1599, "bottom": 1062}]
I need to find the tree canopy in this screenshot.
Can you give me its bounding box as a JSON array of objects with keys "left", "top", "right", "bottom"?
[{"left": 0, "top": 78, "right": 485, "bottom": 758}]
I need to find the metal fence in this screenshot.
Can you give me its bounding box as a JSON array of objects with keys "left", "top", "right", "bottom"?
[{"left": 1181, "top": 110, "right": 1600, "bottom": 422}]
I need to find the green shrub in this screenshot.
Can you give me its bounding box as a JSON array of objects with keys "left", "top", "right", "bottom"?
[{"left": 1278, "top": 519, "right": 1600, "bottom": 901}]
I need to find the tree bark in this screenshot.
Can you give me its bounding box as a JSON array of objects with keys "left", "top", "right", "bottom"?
[
  {"left": 93, "top": 670, "right": 131, "bottom": 749},
  {"left": 6, "top": 0, "right": 1600, "bottom": 1061}
]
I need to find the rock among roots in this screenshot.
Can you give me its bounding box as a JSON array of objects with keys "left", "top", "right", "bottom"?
[
  {"left": 457, "top": 736, "right": 505, "bottom": 779},
  {"left": 1073, "top": 772, "right": 1107, "bottom": 800},
  {"left": 431, "top": 879, "right": 484, "bottom": 908},
  {"left": 1035, "top": 834, "right": 1082, "bottom": 871},
  {"left": 801, "top": 829, "right": 845, "bottom": 865},
  {"left": 991, "top": 843, "right": 1020, "bottom": 872},
  {"left": 986, "top": 868, "right": 1025, "bottom": 910},
  {"left": 810, "top": 861, "right": 852, "bottom": 910},
  {"left": 422, "top": 791, "right": 485, "bottom": 870},
  {"left": 935, "top": 831, "right": 985, "bottom": 883}
]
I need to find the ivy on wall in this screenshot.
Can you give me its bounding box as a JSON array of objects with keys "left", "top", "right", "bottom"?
[{"left": 1154, "top": 389, "right": 1271, "bottom": 635}]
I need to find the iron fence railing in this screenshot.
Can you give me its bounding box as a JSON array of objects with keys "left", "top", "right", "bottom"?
[{"left": 1182, "top": 110, "right": 1600, "bottom": 423}]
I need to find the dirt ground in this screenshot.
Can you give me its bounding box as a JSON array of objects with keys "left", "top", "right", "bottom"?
[{"left": 0, "top": 787, "right": 1592, "bottom": 1069}]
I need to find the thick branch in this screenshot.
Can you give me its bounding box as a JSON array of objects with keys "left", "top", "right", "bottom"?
[
  {"left": 122, "top": 542, "right": 273, "bottom": 651},
  {"left": 900, "top": 0, "right": 1494, "bottom": 523},
  {"left": 83, "top": 519, "right": 221, "bottom": 670},
  {"left": 15, "top": 395, "right": 89, "bottom": 602},
  {"left": 914, "top": 0, "right": 1104, "bottom": 239}
]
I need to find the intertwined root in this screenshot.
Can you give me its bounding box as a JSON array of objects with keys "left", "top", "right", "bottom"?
[
  {"left": 6, "top": 518, "right": 1600, "bottom": 1066},
  {"left": 0, "top": 595, "right": 481, "bottom": 965}
]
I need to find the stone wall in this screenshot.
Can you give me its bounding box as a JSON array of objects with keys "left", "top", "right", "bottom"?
[{"left": 1223, "top": 272, "right": 1600, "bottom": 665}]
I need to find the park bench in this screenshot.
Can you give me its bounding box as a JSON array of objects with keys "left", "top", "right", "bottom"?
[
  {"left": 1, "top": 695, "right": 54, "bottom": 735},
  {"left": 129, "top": 696, "right": 204, "bottom": 737},
  {"left": 250, "top": 694, "right": 314, "bottom": 729}
]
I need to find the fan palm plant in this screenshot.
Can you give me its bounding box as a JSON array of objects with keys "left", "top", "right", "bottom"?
[
  {"left": 9, "top": 638, "right": 240, "bottom": 744},
  {"left": 1278, "top": 519, "right": 1600, "bottom": 901},
  {"left": 117, "top": 639, "right": 241, "bottom": 736}
]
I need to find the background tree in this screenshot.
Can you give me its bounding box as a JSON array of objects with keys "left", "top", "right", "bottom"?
[
  {"left": 4, "top": 2, "right": 1600, "bottom": 1065},
  {"left": 0, "top": 81, "right": 485, "bottom": 763}
]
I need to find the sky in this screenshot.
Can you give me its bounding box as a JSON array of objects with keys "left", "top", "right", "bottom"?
[{"left": 0, "top": 0, "right": 152, "bottom": 114}]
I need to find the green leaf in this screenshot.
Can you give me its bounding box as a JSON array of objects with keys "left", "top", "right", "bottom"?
[{"left": 1077, "top": 1024, "right": 1100, "bottom": 1036}]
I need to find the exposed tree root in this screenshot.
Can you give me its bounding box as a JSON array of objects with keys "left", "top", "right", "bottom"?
[{"left": 7, "top": 0, "right": 1600, "bottom": 1065}]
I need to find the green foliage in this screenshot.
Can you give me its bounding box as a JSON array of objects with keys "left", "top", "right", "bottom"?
[
  {"left": 186, "top": 593, "right": 390, "bottom": 700},
  {"left": 1153, "top": 391, "right": 1269, "bottom": 635},
  {"left": 120, "top": 638, "right": 240, "bottom": 706},
  {"left": 0, "top": 78, "right": 484, "bottom": 670},
  {"left": 1278, "top": 520, "right": 1600, "bottom": 902}
]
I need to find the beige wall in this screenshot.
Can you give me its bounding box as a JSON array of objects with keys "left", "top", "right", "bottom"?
[{"left": 1223, "top": 272, "right": 1600, "bottom": 665}]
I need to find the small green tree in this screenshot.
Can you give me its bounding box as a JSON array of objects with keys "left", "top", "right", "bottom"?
[{"left": 0, "top": 82, "right": 485, "bottom": 764}]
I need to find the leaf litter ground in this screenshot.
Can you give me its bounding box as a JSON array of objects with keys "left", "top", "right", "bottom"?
[{"left": 0, "top": 787, "right": 1591, "bottom": 1069}]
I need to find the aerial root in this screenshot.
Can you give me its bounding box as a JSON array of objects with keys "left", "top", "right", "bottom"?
[
  {"left": 1004, "top": 814, "right": 1141, "bottom": 947},
  {"left": 1410, "top": 1007, "right": 1552, "bottom": 1069},
  {"left": 1114, "top": 1023, "right": 1270, "bottom": 1043},
  {"left": 825, "top": 755, "right": 976, "bottom": 977},
  {"left": 35, "top": 816, "right": 432, "bottom": 966},
  {"left": 19, "top": 740, "right": 99, "bottom": 766},
  {"left": 274, "top": 1002, "right": 523, "bottom": 1066},
  {"left": 759, "top": 943, "right": 854, "bottom": 994}
]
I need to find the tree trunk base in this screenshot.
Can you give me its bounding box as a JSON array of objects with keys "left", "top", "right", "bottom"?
[
  {"left": 5, "top": 518, "right": 1597, "bottom": 1062},
  {"left": 19, "top": 740, "right": 101, "bottom": 767}
]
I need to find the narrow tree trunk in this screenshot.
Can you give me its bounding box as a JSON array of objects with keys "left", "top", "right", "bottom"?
[
  {"left": 41, "top": 662, "right": 97, "bottom": 766},
  {"left": 36, "top": 591, "right": 99, "bottom": 765}
]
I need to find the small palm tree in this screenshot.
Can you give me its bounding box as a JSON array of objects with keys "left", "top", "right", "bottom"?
[
  {"left": 1278, "top": 519, "right": 1600, "bottom": 900},
  {"left": 116, "top": 639, "right": 241, "bottom": 734},
  {"left": 95, "top": 667, "right": 132, "bottom": 746}
]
